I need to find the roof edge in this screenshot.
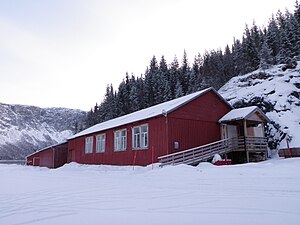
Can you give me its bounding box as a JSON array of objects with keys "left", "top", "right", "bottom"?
[
  {"left": 26, "top": 141, "right": 68, "bottom": 158},
  {"left": 69, "top": 88, "right": 233, "bottom": 140},
  {"left": 167, "top": 87, "right": 233, "bottom": 115},
  {"left": 219, "top": 106, "right": 271, "bottom": 123},
  {"left": 246, "top": 106, "right": 271, "bottom": 123}
]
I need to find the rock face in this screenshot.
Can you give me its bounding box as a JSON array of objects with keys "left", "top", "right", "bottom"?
[
  {"left": 219, "top": 62, "right": 300, "bottom": 149},
  {"left": 0, "top": 103, "right": 86, "bottom": 160}
]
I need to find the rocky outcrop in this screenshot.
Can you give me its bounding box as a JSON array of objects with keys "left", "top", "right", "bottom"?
[{"left": 219, "top": 62, "right": 300, "bottom": 149}]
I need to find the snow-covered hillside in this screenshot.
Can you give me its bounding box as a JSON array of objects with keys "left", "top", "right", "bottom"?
[
  {"left": 0, "top": 158, "right": 300, "bottom": 225},
  {"left": 0, "top": 103, "right": 86, "bottom": 160},
  {"left": 219, "top": 62, "right": 300, "bottom": 149}
]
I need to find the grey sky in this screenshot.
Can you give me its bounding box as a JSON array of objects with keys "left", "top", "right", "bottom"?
[{"left": 0, "top": 0, "right": 296, "bottom": 110}]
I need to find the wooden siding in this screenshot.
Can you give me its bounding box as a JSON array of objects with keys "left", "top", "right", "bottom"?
[
  {"left": 167, "top": 90, "right": 231, "bottom": 153},
  {"left": 68, "top": 89, "right": 231, "bottom": 166},
  {"left": 53, "top": 144, "right": 68, "bottom": 168},
  {"left": 247, "top": 112, "right": 264, "bottom": 122},
  {"left": 68, "top": 117, "right": 168, "bottom": 166},
  {"left": 167, "top": 118, "right": 221, "bottom": 153},
  {"left": 39, "top": 149, "right": 54, "bottom": 168},
  {"left": 26, "top": 143, "right": 68, "bottom": 168}
]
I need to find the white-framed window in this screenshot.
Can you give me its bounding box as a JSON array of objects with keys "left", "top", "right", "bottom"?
[
  {"left": 114, "top": 129, "right": 127, "bottom": 151},
  {"left": 85, "top": 136, "right": 93, "bottom": 154},
  {"left": 132, "top": 124, "right": 148, "bottom": 149},
  {"left": 96, "top": 134, "right": 106, "bottom": 153}
]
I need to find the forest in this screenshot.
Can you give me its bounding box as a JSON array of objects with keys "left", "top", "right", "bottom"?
[{"left": 80, "top": 2, "right": 300, "bottom": 131}]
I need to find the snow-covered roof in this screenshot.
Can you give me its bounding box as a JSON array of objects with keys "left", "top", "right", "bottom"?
[
  {"left": 69, "top": 88, "right": 227, "bottom": 140},
  {"left": 218, "top": 106, "right": 270, "bottom": 123},
  {"left": 26, "top": 141, "right": 67, "bottom": 158}
]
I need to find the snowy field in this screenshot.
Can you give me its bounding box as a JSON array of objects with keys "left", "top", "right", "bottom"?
[{"left": 1, "top": 159, "right": 300, "bottom": 225}]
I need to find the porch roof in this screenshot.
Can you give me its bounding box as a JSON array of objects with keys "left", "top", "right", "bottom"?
[{"left": 218, "top": 106, "right": 270, "bottom": 123}]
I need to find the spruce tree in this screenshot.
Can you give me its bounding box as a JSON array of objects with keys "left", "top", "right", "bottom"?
[
  {"left": 169, "top": 56, "right": 180, "bottom": 99},
  {"left": 266, "top": 15, "right": 281, "bottom": 64},
  {"left": 117, "top": 80, "right": 129, "bottom": 116},
  {"left": 175, "top": 81, "right": 183, "bottom": 98},
  {"left": 259, "top": 38, "right": 273, "bottom": 70},
  {"left": 179, "top": 50, "right": 190, "bottom": 95},
  {"left": 156, "top": 56, "right": 169, "bottom": 103},
  {"left": 188, "top": 56, "right": 200, "bottom": 93},
  {"left": 223, "top": 44, "right": 235, "bottom": 80},
  {"left": 193, "top": 53, "right": 204, "bottom": 91},
  {"left": 129, "top": 75, "right": 140, "bottom": 112},
  {"left": 144, "top": 56, "right": 158, "bottom": 107},
  {"left": 241, "top": 24, "right": 260, "bottom": 73}
]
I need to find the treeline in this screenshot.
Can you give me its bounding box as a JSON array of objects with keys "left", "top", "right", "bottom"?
[{"left": 82, "top": 2, "right": 300, "bottom": 130}]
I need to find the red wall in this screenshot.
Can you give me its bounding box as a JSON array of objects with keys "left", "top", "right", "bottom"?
[
  {"left": 68, "top": 89, "right": 232, "bottom": 166},
  {"left": 39, "top": 149, "right": 54, "bottom": 168},
  {"left": 26, "top": 153, "right": 40, "bottom": 166},
  {"left": 68, "top": 116, "right": 168, "bottom": 166},
  {"left": 53, "top": 144, "right": 68, "bottom": 168},
  {"left": 26, "top": 143, "right": 68, "bottom": 168},
  {"left": 167, "top": 90, "right": 231, "bottom": 153}
]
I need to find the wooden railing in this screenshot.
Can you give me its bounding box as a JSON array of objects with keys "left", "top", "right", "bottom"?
[
  {"left": 158, "top": 136, "right": 268, "bottom": 167},
  {"left": 244, "top": 136, "right": 268, "bottom": 152},
  {"left": 158, "top": 138, "right": 238, "bottom": 167}
]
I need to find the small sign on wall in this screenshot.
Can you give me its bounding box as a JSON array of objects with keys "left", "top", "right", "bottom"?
[{"left": 174, "top": 141, "right": 179, "bottom": 149}]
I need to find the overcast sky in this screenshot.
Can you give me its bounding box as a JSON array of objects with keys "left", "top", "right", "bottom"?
[{"left": 0, "top": 0, "right": 296, "bottom": 111}]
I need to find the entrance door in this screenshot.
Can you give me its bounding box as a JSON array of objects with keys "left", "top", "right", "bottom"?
[
  {"left": 33, "top": 157, "right": 40, "bottom": 166},
  {"left": 68, "top": 149, "right": 75, "bottom": 162},
  {"left": 227, "top": 125, "right": 238, "bottom": 138},
  {"left": 222, "top": 124, "right": 238, "bottom": 139}
]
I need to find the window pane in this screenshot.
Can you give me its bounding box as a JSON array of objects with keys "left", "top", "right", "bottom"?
[
  {"left": 96, "top": 134, "right": 105, "bottom": 153},
  {"left": 85, "top": 137, "right": 93, "bottom": 154},
  {"left": 133, "top": 125, "right": 148, "bottom": 149},
  {"left": 141, "top": 125, "right": 148, "bottom": 133},
  {"left": 141, "top": 132, "right": 148, "bottom": 148},
  {"left": 114, "top": 131, "right": 119, "bottom": 151},
  {"left": 115, "top": 130, "right": 126, "bottom": 151},
  {"left": 144, "top": 134, "right": 148, "bottom": 147},
  {"left": 121, "top": 131, "right": 126, "bottom": 149}
]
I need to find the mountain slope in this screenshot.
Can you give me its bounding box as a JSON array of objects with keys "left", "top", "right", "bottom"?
[
  {"left": 0, "top": 103, "right": 86, "bottom": 160},
  {"left": 219, "top": 62, "right": 300, "bottom": 149}
]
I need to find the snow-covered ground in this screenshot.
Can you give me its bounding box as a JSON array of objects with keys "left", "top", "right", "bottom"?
[{"left": 1, "top": 159, "right": 300, "bottom": 225}]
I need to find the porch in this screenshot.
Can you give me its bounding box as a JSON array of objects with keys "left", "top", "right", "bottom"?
[
  {"left": 219, "top": 106, "right": 270, "bottom": 163},
  {"left": 158, "top": 106, "right": 270, "bottom": 167},
  {"left": 158, "top": 136, "right": 268, "bottom": 167}
]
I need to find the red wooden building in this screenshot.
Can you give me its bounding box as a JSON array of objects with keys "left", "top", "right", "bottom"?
[
  {"left": 26, "top": 142, "right": 68, "bottom": 168},
  {"left": 67, "top": 88, "right": 232, "bottom": 166}
]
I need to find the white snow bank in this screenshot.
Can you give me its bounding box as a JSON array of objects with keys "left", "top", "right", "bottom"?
[{"left": 1, "top": 158, "right": 300, "bottom": 225}]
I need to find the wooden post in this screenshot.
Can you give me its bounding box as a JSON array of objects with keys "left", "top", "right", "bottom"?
[
  {"left": 261, "top": 122, "right": 267, "bottom": 159},
  {"left": 261, "top": 122, "right": 265, "bottom": 136},
  {"left": 243, "top": 120, "right": 249, "bottom": 163},
  {"left": 151, "top": 146, "right": 154, "bottom": 170},
  {"left": 286, "top": 138, "right": 291, "bottom": 158},
  {"left": 52, "top": 147, "right": 55, "bottom": 169},
  {"left": 133, "top": 150, "right": 137, "bottom": 170},
  {"left": 221, "top": 124, "right": 227, "bottom": 140},
  {"left": 162, "top": 110, "right": 170, "bottom": 155}
]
